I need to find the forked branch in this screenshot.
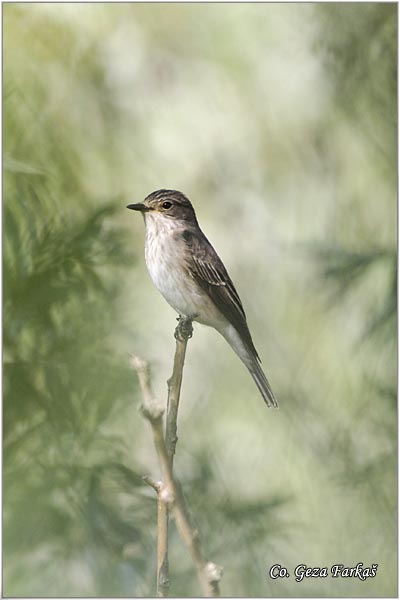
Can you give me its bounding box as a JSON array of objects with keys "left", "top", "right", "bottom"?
[{"left": 130, "top": 317, "right": 223, "bottom": 597}]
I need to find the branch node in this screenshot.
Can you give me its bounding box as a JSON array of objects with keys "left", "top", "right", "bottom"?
[
  {"left": 140, "top": 403, "right": 164, "bottom": 423},
  {"left": 158, "top": 560, "right": 170, "bottom": 591},
  {"left": 142, "top": 475, "right": 161, "bottom": 493},
  {"left": 160, "top": 485, "right": 174, "bottom": 505},
  {"left": 204, "top": 561, "right": 224, "bottom": 584},
  {"left": 130, "top": 353, "right": 165, "bottom": 421}
]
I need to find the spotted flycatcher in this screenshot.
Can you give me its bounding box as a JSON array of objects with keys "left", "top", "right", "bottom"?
[{"left": 127, "top": 189, "right": 278, "bottom": 408}]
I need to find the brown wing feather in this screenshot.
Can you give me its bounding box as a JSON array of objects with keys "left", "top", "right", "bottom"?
[{"left": 181, "top": 228, "right": 260, "bottom": 361}]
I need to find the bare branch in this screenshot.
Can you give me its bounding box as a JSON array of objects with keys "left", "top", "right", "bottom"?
[
  {"left": 149, "top": 399, "right": 224, "bottom": 596},
  {"left": 165, "top": 316, "right": 193, "bottom": 466},
  {"left": 142, "top": 475, "right": 162, "bottom": 493},
  {"left": 129, "top": 355, "right": 164, "bottom": 422},
  {"left": 131, "top": 319, "right": 223, "bottom": 597},
  {"left": 156, "top": 496, "right": 170, "bottom": 596},
  {"left": 130, "top": 355, "right": 170, "bottom": 597}
]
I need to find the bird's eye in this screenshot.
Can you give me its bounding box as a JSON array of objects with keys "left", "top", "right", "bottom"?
[{"left": 162, "top": 201, "right": 172, "bottom": 209}]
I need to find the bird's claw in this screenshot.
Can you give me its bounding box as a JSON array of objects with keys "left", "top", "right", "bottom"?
[{"left": 174, "top": 316, "right": 194, "bottom": 341}]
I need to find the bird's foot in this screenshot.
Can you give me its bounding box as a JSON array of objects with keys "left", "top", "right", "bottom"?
[{"left": 174, "top": 315, "right": 194, "bottom": 341}]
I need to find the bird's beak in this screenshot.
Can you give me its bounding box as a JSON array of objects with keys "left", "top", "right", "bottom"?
[{"left": 126, "top": 203, "right": 149, "bottom": 212}]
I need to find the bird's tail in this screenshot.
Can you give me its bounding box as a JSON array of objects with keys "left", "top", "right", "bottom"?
[
  {"left": 247, "top": 358, "right": 278, "bottom": 408},
  {"left": 219, "top": 323, "right": 278, "bottom": 408}
]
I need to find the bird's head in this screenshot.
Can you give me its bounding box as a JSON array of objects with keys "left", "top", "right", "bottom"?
[{"left": 127, "top": 189, "right": 198, "bottom": 226}]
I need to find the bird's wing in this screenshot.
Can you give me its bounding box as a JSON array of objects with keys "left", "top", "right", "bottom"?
[{"left": 181, "top": 228, "right": 260, "bottom": 361}]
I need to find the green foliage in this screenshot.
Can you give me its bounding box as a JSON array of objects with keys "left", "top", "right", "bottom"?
[
  {"left": 3, "top": 17, "right": 151, "bottom": 592},
  {"left": 315, "top": 3, "right": 397, "bottom": 160},
  {"left": 3, "top": 164, "right": 151, "bottom": 595},
  {"left": 4, "top": 3, "right": 397, "bottom": 597}
]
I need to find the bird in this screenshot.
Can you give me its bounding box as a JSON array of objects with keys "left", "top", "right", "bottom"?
[{"left": 127, "top": 189, "right": 278, "bottom": 408}]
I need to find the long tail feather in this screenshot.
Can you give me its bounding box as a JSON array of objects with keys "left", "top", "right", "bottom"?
[
  {"left": 219, "top": 324, "right": 278, "bottom": 408},
  {"left": 247, "top": 359, "right": 278, "bottom": 408}
]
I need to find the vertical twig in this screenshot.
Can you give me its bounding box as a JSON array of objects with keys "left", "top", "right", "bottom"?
[
  {"left": 165, "top": 316, "right": 193, "bottom": 467},
  {"left": 142, "top": 476, "right": 169, "bottom": 596},
  {"left": 156, "top": 498, "right": 169, "bottom": 596},
  {"left": 130, "top": 317, "right": 223, "bottom": 596},
  {"left": 129, "top": 355, "right": 170, "bottom": 597},
  {"left": 142, "top": 401, "right": 223, "bottom": 597},
  {"left": 160, "top": 316, "right": 193, "bottom": 594}
]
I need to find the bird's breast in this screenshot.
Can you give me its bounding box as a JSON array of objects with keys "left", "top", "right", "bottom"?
[
  {"left": 143, "top": 219, "right": 221, "bottom": 325},
  {"left": 144, "top": 221, "right": 196, "bottom": 315}
]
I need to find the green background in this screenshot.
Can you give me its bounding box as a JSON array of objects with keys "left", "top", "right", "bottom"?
[{"left": 4, "top": 3, "right": 397, "bottom": 597}]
